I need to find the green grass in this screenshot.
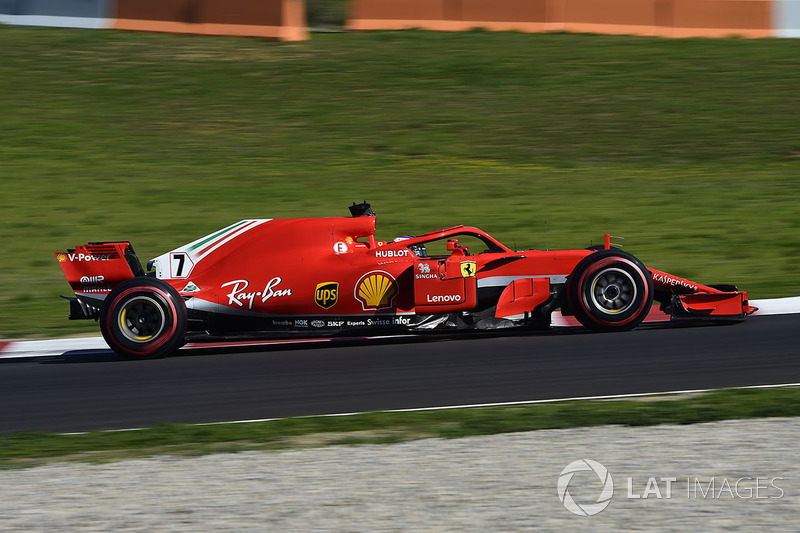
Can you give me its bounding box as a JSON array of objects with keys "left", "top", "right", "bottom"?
[
  {"left": 1, "top": 26, "right": 799, "bottom": 339},
  {"left": 1, "top": 387, "right": 799, "bottom": 468}
]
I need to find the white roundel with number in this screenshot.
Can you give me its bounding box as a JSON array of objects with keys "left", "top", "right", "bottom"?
[{"left": 169, "top": 252, "right": 195, "bottom": 279}]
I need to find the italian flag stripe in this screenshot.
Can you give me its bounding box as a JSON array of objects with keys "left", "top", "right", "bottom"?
[
  {"left": 186, "top": 220, "right": 250, "bottom": 254},
  {"left": 196, "top": 220, "right": 259, "bottom": 258}
]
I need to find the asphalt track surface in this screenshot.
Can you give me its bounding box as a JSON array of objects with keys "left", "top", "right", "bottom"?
[{"left": 1, "top": 314, "right": 798, "bottom": 435}]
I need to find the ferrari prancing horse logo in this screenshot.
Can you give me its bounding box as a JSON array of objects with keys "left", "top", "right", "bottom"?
[{"left": 460, "top": 261, "right": 476, "bottom": 278}]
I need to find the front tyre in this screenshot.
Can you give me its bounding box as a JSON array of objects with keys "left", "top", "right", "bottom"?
[
  {"left": 100, "top": 278, "right": 187, "bottom": 359},
  {"left": 567, "top": 250, "right": 653, "bottom": 332}
]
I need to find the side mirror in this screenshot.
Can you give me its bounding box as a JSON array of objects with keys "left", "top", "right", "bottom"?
[{"left": 446, "top": 239, "right": 458, "bottom": 251}]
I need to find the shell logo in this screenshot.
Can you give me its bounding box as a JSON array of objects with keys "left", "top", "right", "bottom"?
[{"left": 355, "top": 271, "right": 398, "bottom": 311}]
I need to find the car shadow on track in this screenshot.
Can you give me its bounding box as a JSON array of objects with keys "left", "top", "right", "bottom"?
[
  {"left": 28, "top": 319, "right": 743, "bottom": 365},
  {"left": 34, "top": 328, "right": 583, "bottom": 364}
]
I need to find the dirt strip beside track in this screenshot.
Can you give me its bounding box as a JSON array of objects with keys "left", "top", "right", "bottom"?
[{"left": 1, "top": 417, "right": 798, "bottom": 531}]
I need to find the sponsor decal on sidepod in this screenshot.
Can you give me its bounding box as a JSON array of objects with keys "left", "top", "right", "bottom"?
[
  {"left": 426, "top": 294, "right": 462, "bottom": 303},
  {"left": 416, "top": 262, "right": 438, "bottom": 280},
  {"left": 222, "top": 277, "right": 292, "bottom": 310},
  {"left": 315, "top": 282, "right": 339, "bottom": 309},
  {"left": 355, "top": 271, "right": 398, "bottom": 311}
]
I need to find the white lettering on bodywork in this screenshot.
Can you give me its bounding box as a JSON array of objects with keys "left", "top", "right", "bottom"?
[
  {"left": 376, "top": 250, "right": 410, "bottom": 258},
  {"left": 68, "top": 253, "right": 111, "bottom": 262},
  {"left": 426, "top": 294, "right": 462, "bottom": 303},
  {"left": 222, "top": 277, "right": 292, "bottom": 309},
  {"left": 652, "top": 273, "right": 697, "bottom": 292}
]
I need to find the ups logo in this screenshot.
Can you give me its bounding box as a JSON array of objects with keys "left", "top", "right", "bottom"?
[{"left": 315, "top": 281, "right": 339, "bottom": 309}]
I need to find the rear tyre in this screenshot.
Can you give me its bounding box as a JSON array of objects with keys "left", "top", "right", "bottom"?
[
  {"left": 100, "top": 278, "right": 187, "bottom": 359},
  {"left": 567, "top": 250, "right": 653, "bottom": 332}
]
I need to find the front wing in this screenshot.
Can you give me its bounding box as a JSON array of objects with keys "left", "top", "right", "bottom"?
[{"left": 649, "top": 268, "right": 757, "bottom": 319}]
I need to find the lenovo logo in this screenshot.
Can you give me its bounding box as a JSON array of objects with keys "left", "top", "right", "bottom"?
[{"left": 426, "top": 294, "right": 461, "bottom": 303}]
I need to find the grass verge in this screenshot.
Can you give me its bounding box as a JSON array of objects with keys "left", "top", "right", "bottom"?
[
  {"left": 1, "top": 27, "right": 799, "bottom": 339},
  {"left": 2, "top": 387, "right": 799, "bottom": 469}
]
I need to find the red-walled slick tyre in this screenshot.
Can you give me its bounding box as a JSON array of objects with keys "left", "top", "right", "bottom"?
[
  {"left": 567, "top": 250, "right": 653, "bottom": 332},
  {"left": 100, "top": 278, "right": 187, "bottom": 359}
]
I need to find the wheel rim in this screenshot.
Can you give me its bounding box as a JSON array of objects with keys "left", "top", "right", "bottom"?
[
  {"left": 118, "top": 296, "right": 166, "bottom": 343},
  {"left": 588, "top": 267, "right": 637, "bottom": 315}
]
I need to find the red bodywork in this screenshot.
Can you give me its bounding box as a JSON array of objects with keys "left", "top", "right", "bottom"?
[{"left": 56, "top": 211, "right": 755, "bottom": 340}]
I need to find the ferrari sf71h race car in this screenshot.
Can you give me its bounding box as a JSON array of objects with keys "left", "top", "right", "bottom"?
[{"left": 56, "top": 202, "right": 756, "bottom": 358}]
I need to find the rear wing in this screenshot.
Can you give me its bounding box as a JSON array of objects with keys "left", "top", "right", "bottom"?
[{"left": 55, "top": 241, "right": 143, "bottom": 300}]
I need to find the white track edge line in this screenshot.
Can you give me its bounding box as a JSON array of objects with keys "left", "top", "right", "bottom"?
[{"left": 57, "top": 381, "right": 800, "bottom": 435}]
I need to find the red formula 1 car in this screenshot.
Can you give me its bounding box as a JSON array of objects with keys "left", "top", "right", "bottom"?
[{"left": 56, "top": 202, "right": 756, "bottom": 358}]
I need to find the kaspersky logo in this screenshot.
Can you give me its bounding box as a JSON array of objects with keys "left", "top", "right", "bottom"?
[
  {"left": 557, "top": 459, "right": 614, "bottom": 516},
  {"left": 354, "top": 271, "right": 398, "bottom": 311},
  {"left": 315, "top": 282, "right": 339, "bottom": 309}
]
